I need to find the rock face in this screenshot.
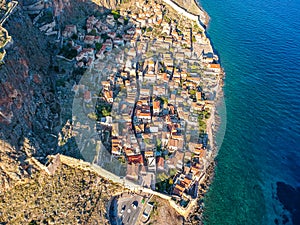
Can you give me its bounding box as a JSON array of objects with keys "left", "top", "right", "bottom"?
[
  {"left": 0, "top": 0, "right": 122, "bottom": 160},
  {"left": 0, "top": 0, "right": 127, "bottom": 221},
  {"left": 0, "top": 0, "right": 122, "bottom": 178},
  {"left": 91, "top": 0, "right": 119, "bottom": 9},
  {"left": 169, "top": 0, "right": 209, "bottom": 25},
  {"left": 0, "top": 5, "right": 60, "bottom": 158},
  {"left": 51, "top": 0, "right": 119, "bottom": 20},
  {"left": 0, "top": 140, "right": 26, "bottom": 193}
]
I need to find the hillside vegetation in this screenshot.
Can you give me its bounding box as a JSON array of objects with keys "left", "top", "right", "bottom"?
[{"left": 0, "top": 149, "right": 123, "bottom": 224}]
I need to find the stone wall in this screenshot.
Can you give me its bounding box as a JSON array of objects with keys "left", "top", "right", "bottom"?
[{"left": 162, "top": 0, "right": 206, "bottom": 31}]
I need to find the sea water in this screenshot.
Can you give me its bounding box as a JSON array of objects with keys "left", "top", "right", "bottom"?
[{"left": 199, "top": 0, "right": 300, "bottom": 224}]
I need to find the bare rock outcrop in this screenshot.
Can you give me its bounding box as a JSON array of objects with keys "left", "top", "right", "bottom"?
[{"left": 0, "top": 3, "right": 61, "bottom": 158}]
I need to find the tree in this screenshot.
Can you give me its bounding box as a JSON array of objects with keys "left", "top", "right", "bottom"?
[
  {"left": 59, "top": 45, "right": 77, "bottom": 60},
  {"left": 102, "top": 108, "right": 111, "bottom": 117},
  {"left": 189, "top": 89, "right": 196, "bottom": 95},
  {"left": 71, "top": 34, "right": 78, "bottom": 40},
  {"left": 95, "top": 43, "right": 103, "bottom": 51},
  {"left": 111, "top": 10, "right": 121, "bottom": 20},
  {"left": 169, "top": 168, "right": 177, "bottom": 177},
  {"left": 146, "top": 27, "right": 153, "bottom": 32},
  {"left": 124, "top": 18, "right": 129, "bottom": 25},
  {"left": 101, "top": 33, "right": 108, "bottom": 41},
  {"left": 160, "top": 97, "right": 168, "bottom": 104},
  {"left": 54, "top": 65, "right": 59, "bottom": 73},
  {"left": 156, "top": 139, "right": 162, "bottom": 147},
  {"left": 144, "top": 138, "right": 150, "bottom": 145},
  {"left": 192, "top": 36, "right": 196, "bottom": 43},
  {"left": 198, "top": 119, "right": 207, "bottom": 133},
  {"left": 205, "top": 112, "right": 211, "bottom": 119},
  {"left": 164, "top": 17, "right": 171, "bottom": 23},
  {"left": 88, "top": 112, "right": 97, "bottom": 120},
  {"left": 96, "top": 104, "right": 112, "bottom": 118}
]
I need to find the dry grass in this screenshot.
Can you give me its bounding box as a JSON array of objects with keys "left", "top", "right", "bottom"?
[
  {"left": 148, "top": 196, "right": 184, "bottom": 225},
  {"left": 0, "top": 160, "right": 123, "bottom": 224}
]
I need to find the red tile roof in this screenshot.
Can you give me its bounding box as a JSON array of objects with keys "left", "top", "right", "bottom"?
[
  {"left": 127, "top": 154, "right": 144, "bottom": 165},
  {"left": 153, "top": 101, "right": 160, "bottom": 110},
  {"left": 173, "top": 184, "right": 185, "bottom": 196},
  {"left": 156, "top": 157, "right": 164, "bottom": 168},
  {"left": 208, "top": 63, "right": 221, "bottom": 69}
]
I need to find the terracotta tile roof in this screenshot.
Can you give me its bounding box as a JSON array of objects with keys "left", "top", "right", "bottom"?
[
  {"left": 84, "top": 35, "right": 94, "bottom": 42},
  {"left": 156, "top": 157, "right": 164, "bottom": 168},
  {"left": 191, "top": 166, "right": 200, "bottom": 174},
  {"left": 182, "top": 177, "right": 192, "bottom": 187},
  {"left": 208, "top": 63, "right": 221, "bottom": 69},
  {"left": 137, "top": 111, "right": 151, "bottom": 118},
  {"left": 153, "top": 101, "right": 160, "bottom": 110},
  {"left": 124, "top": 148, "right": 135, "bottom": 156},
  {"left": 145, "top": 151, "right": 154, "bottom": 157},
  {"left": 127, "top": 154, "right": 144, "bottom": 165},
  {"left": 173, "top": 184, "right": 185, "bottom": 196}
]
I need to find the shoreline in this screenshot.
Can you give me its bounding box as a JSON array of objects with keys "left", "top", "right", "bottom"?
[
  {"left": 171, "top": 0, "right": 224, "bottom": 222},
  {"left": 58, "top": 0, "right": 225, "bottom": 222},
  {"left": 75, "top": 0, "right": 224, "bottom": 221},
  {"left": 114, "top": 0, "right": 224, "bottom": 221},
  {"left": 193, "top": 0, "right": 210, "bottom": 26}
]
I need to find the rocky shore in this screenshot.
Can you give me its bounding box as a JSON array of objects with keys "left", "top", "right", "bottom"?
[
  {"left": 189, "top": 161, "right": 216, "bottom": 224},
  {"left": 172, "top": 0, "right": 224, "bottom": 223},
  {"left": 0, "top": 0, "right": 225, "bottom": 223}
]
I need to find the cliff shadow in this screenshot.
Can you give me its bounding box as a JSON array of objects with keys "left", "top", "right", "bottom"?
[{"left": 0, "top": 0, "right": 136, "bottom": 164}]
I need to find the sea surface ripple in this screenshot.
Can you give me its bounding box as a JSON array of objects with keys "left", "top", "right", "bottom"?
[{"left": 199, "top": 0, "right": 300, "bottom": 224}]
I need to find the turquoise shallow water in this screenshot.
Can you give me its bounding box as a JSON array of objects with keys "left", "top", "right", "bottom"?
[{"left": 199, "top": 0, "right": 300, "bottom": 224}]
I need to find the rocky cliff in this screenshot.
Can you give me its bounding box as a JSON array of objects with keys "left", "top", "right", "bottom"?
[
  {"left": 0, "top": 0, "right": 106, "bottom": 161},
  {"left": 0, "top": 0, "right": 124, "bottom": 193},
  {"left": 0, "top": 4, "right": 60, "bottom": 159},
  {"left": 0, "top": 0, "right": 208, "bottom": 223}
]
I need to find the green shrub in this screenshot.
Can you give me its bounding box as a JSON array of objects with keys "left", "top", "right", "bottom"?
[
  {"left": 71, "top": 34, "right": 78, "bottom": 40},
  {"left": 59, "top": 45, "right": 77, "bottom": 59},
  {"left": 111, "top": 10, "right": 121, "bottom": 20},
  {"left": 95, "top": 43, "right": 103, "bottom": 51}
]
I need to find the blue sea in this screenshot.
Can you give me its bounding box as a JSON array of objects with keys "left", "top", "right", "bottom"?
[{"left": 198, "top": 0, "right": 300, "bottom": 224}]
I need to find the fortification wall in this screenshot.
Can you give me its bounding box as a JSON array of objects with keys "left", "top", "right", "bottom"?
[{"left": 162, "top": 0, "right": 206, "bottom": 31}]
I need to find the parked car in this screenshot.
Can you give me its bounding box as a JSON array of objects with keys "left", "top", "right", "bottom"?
[{"left": 132, "top": 201, "right": 138, "bottom": 209}]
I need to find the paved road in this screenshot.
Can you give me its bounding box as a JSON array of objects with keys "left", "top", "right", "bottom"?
[
  {"left": 58, "top": 134, "right": 194, "bottom": 218},
  {"left": 109, "top": 193, "right": 149, "bottom": 225},
  {"left": 118, "top": 195, "right": 143, "bottom": 225}
]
